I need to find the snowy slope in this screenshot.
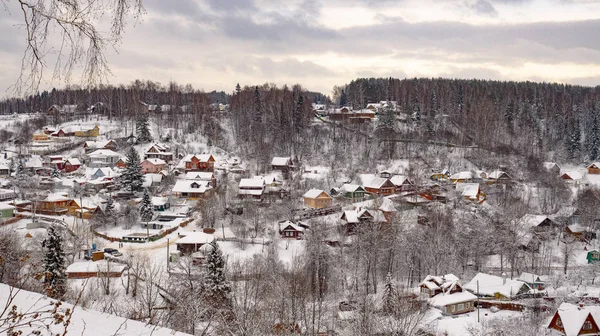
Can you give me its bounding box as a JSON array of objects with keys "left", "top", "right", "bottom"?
[{"left": 0, "top": 283, "right": 191, "bottom": 336}]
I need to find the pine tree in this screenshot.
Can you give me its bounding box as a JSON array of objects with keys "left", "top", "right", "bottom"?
[
  {"left": 253, "top": 86, "right": 262, "bottom": 124},
  {"left": 382, "top": 272, "right": 398, "bottom": 315},
  {"left": 136, "top": 115, "right": 152, "bottom": 143},
  {"left": 411, "top": 87, "right": 421, "bottom": 124},
  {"left": 42, "top": 225, "right": 66, "bottom": 299},
  {"left": 339, "top": 89, "right": 348, "bottom": 107},
  {"left": 589, "top": 113, "right": 600, "bottom": 161},
  {"left": 203, "top": 241, "right": 231, "bottom": 307},
  {"left": 139, "top": 188, "right": 154, "bottom": 222},
  {"left": 235, "top": 83, "right": 241, "bottom": 95},
  {"left": 51, "top": 167, "right": 59, "bottom": 178},
  {"left": 120, "top": 147, "right": 144, "bottom": 192},
  {"left": 293, "top": 95, "right": 304, "bottom": 135},
  {"left": 568, "top": 117, "right": 582, "bottom": 161},
  {"left": 505, "top": 101, "right": 515, "bottom": 135}
]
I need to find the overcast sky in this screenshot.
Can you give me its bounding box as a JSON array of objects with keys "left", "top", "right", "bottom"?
[{"left": 1, "top": 0, "right": 600, "bottom": 96}]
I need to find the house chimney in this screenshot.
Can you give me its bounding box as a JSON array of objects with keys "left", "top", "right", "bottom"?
[
  {"left": 579, "top": 303, "right": 585, "bottom": 310},
  {"left": 502, "top": 272, "right": 507, "bottom": 285}
]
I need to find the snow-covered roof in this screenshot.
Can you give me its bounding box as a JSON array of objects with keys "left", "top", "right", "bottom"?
[
  {"left": 464, "top": 273, "right": 531, "bottom": 298},
  {"left": 303, "top": 189, "right": 330, "bottom": 199},
  {"left": 181, "top": 154, "right": 214, "bottom": 163},
  {"left": 239, "top": 178, "right": 264, "bottom": 188},
  {"left": 488, "top": 170, "right": 510, "bottom": 179},
  {"left": 65, "top": 158, "right": 81, "bottom": 166},
  {"left": 518, "top": 214, "right": 552, "bottom": 229},
  {"left": 271, "top": 157, "right": 292, "bottom": 166},
  {"left": 145, "top": 173, "right": 163, "bottom": 184},
  {"left": 340, "top": 184, "right": 364, "bottom": 193},
  {"left": 553, "top": 303, "right": 600, "bottom": 336},
  {"left": 0, "top": 201, "right": 15, "bottom": 211},
  {"left": 185, "top": 172, "right": 214, "bottom": 180},
  {"left": 562, "top": 171, "right": 583, "bottom": 180},
  {"left": 517, "top": 272, "right": 547, "bottom": 283},
  {"left": 342, "top": 210, "right": 359, "bottom": 223},
  {"left": 0, "top": 283, "right": 191, "bottom": 336},
  {"left": 92, "top": 167, "right": 116, "bottom": 178},
  {"left": 449, "top": 171, "right": 473, "bottom": 180},
  {"left": 352, "top": 197, "right": 397, "bottom": 213},
  {"left": 24, "top": 155, "right": 43, "bottom": 168},
  {"left": 390, "top": 175, "right": 411, "bottom": 186},
  {"left": 172, "top": 180, "right": 209, "bottom": 194},
  {"left": 429, "top": 290, "right": 477, "bottom": 308},
  {"left": 543, "top": 162, "right": 559, "bottom": 170},
  {"left": 282, "top": 223, "right": 304, "bottom": 232},
  {"left": 152, "top": 196, "right": 168, "bottom": 206},
  {"left": 455, "top": 183, "right": 480, "bottom": 198},
  {"left": 66, "top": 260, "right": 127, "bottom": 274},
  {"left": 364, "top": 177, "right": 392, "bottom": 189},
  {"left": 177, "top": 232, "right": 215, "bottom": 245},
  {"left": 45, "top": 193, "right": 70, "bottom": 202},
  {"left": 88, "top": 149, "right": 121, "bottom": 158},
  {"left": 143, "top": 158, "right": 166, "bottom": 166}
]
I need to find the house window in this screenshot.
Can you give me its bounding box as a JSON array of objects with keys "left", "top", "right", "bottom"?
[
  {"left": 584, "top": 321, "right": 593, "bottom": 330},
  {"left": 420, "top": 287, "right": 428, "bottom": 294},
  {"left": 450, "top": 305, "right": 455, "bottom": 313},
  {"left": 556, "top": 318, "right": 562, "bottom": 328},
  {"left": 466, "top": 302, "right": 470, "bottom": 309},
  {"left": 458, "top": 303, "right": 464, "bottom": 311}
]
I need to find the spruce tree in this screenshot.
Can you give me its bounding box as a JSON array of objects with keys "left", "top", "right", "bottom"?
[
  {"left": 382, "top": 272, "right": 398, "bottom": 315},
  {"left": 136, "top": 115, "right": 152, "bottom": 143},
  {"left": 568, "top": 117, "right": 582, "bottom": 161},
  {"left": 589, "top": 113, "right": 600, "bottom": 161},
  {"left": 339, "top": 90, "right": 348, "bottom": 107},
  {"left": 120, "top": 147, "right": 144, "bottom": 192},
  {"left": 411, "top": 87, "right": 421, "bottom": 124},
  {"left": 253, "top": 86, "right": 262, "bottom": 124},
  {"left": 203, "top": 241, "right": 231, "bottom": 307},
  {"left": 51, "top": 167, "right": 60, "bottom": 178},
  {"left": 139, "top": 188, "right": 154, "bottom": 222},
  {"left": 42, "top": 225, "right": 66, "bottom": 299}
]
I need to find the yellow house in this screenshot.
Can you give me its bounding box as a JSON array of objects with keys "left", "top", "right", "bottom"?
[
  {"left": 303, "top": 189, "right": 332, "bottom": 209},
  {"left": 75, "top": 125, "right": 100, "bottom": 137},
  {"left": 33, "top": 133, "right": 49, "bottom": 141},
  {"left": 67, "top": 199, "right": 99, "bottom": 219}
]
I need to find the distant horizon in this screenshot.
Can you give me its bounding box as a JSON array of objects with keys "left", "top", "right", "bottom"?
[{"left": 2, "top": 0, "right": 600, "bottom": 97}]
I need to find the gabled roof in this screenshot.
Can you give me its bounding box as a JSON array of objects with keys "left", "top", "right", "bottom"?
[
  {"left": 364, "top": 177, "right": 394, "bottom": 189},
  {"left": 340, "top": 184, "right": 365, "bottom": 193},
  {"left": 177, "top": 232, "right": 215, "bottom": 245},
  {"left": 455, "top": 183, "right": 480, "bottom": 198},
  {"left": 429, "top": 291, "right": 477, "bottom": 308},
  {"left": 588, "top": 162, "right": 600, "bottom": 169},
  {"left": 390, "top": 175, "right": 411, "bottom": 186},
  {"left": 518, "top": 214, "right": 555, "bottom": 229},
  {"left": 488, "top": 170, "right": 511, "bottom": 179},
  {"left": 152, "top": 196, "right": 169, "bottom": 206},
  {"left": 551, "top": 303, "right": 600, "bottom": 336},
  {"left": 143, "top": 158, "right": 166, "bottom": 166},
  {"left": 303, "top": 189, "right": 330, "bottom": 199},
  {"left": 464, "top": 273, "right": 532, "bottom": 298},
  {"left": 185, "top": 172, "right": 214, "bottom": 180},
  {"left": 172, "top": 180, "right": 209, "bottom": 193},
  {"left": 239, "top": 178, "right": 264, "bottom": 188},
  {"left": 561, "top": 171, "right": 583, "bottom": 180},
  {"left": 517, "top": 272, "right": 547, "bottom": 283},
  {"left": 282, "top": 223, "right": 304, "bottom": 232},
  {"left": 88, "top": 149, "right": 121, "bottom": 158},
  {"left": 341, "top": 210, "right": 359, "bottom": 224},
  {"left": 449, "top": 171, "right": 473, "bottom": 180},
  {"left": 271, "top": 157, "right": 292, "bottom": 166},
  {"left": 543, "top": 162, "right": 560, "bottom": 171},
  {"left": 65, "top": 158, "right": 81, "bottom": 166}
]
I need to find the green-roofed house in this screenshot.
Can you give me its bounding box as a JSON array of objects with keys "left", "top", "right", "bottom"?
[{"left": 587, "top": 250, "right": 600, "bottom": 264}]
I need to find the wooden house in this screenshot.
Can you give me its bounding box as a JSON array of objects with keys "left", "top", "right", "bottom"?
[
  {"left": 566, "top": 224, "right": 597, "bottom": 241},
  {"left": 487, "top": 170, "right": 511, "bottom": 183},
  {"left": 67, "top": 199, "right": 99, "bottom": 219},
  {"left": 303, "top": 189, "right": 332, "bottom": 209},
  {"left": 238, "top": 178, "right": 265, "bottom": 200},
  {"left": 176, "top": 232, "right": 215, "bottom": 254},
  {"left": 51, "top": 129, "right": 66, "bottom": 137},
  {"left": 32, "top": 133, "right": 49, "bottom": 141},
  {"left": 449, "top": 171, "right": 473, "bottom": 183},
  {"left": 36, "top": 194, "right": 71, "bottom": 215},
  {"left": 88, "top": 149, "right": 122, "bottom": 168},
  {"left": 172, "top": 180, "right": 210, "bottom": 199},
  {"left": 588, "top": 163, "right": 600, "bottom": 175},
  {"left": 280, "top": 220, "right": 305, "bottom": 239},
  {"left": 548, "top": 303, "right": 600, "bottom": 336},
  {"left": 518, "top": 214, "right": 558, "bottom": 235},
  {"left": 64, "top": 158, "right": 81, "bottom": 173},
  {"left": 115, "top": 158, "right": 127, "bottom": 169},
  {"left": 66, "top": 260, "right": 126, "bottom": 279},
  {"left": 141, "top": 158, "right": 167, "bottom": 174},
  {"left": 145, "top": 144, "right": 173, "bottom": 162},
  {"left": 390, "top": 175, "right": 415, "bottom": 192},
  {"left": 421, "top": 275, "right": 477, "bottom": 316},
  {"left": 83, "top": 140, "right": 117, "bottom": 153},
  {"left": 430, "top": 169, "right": 450, "bottom": 181},
  {"left": 464, "top": 273, "right": 532, "bottom": 300},
  {"left": 185, "top": 171, "right": 217, "bottom": 188},
  {"left": 587, "top": 250, "right": 600, "bottom": 264},
  {"left": 543, "top": 162, "right": 561, "bottom": 175},
  {"left": 561, "top": 171, "right": 583, "bottom": 183},
  {"left": 271, "top": 157, "right": 294, "bottom": 172},
  {"left": 364, "top": 177, "right": 395, "bottom": 196},
  {"left": 0, "top": 202, "right": 15, "bottom": 221},
  {"left": 339, "top": 184, "right": 367, "bottom": 201},
  {"left": 517, "top": 272, "right": 548, "bottom": 290},
  {"left": 178, "top": 154, "right": 215, "bottom": 172},
  {"left": 455, "top": 183, "right": 486, "bottom": 203},
  {"left": 74, "top": 125, "right": 100, "bottom": 137},
  {"left": 152, "top": 197, "right": 170, "bottom": 211},
  {"left": 341, "top": 208, "right": 387, "bottom": 233}
]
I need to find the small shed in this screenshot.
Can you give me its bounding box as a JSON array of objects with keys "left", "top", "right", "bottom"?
[
  {"left": 176, "top": 231, "right": 215, "bottom": 254},
  {"left": 303, "top": 189, "right": 332, "bottom": 209},
  {"left": 587, "top": 250, "right": 600, "bottom": 264},
  {"left": 588, "top": 163, "right": 600, "bottom": 175}
]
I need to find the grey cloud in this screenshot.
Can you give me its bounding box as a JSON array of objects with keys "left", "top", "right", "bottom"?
[{"left": 470, "top": 0, "right": 499, "bottom": 16}]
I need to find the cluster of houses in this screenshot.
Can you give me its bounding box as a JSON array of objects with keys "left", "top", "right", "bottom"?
[{"left": 312, "top": 101, "right": 399, "bottom": 124}]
